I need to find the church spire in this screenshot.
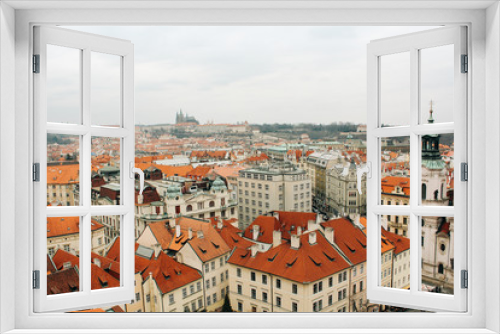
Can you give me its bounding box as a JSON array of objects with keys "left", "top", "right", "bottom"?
[{"left": 428, "top": 100, "right": 434, "bottom": 124}]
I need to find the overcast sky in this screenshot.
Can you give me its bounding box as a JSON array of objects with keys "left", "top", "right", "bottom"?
[{"left": 55, "top": 26, "right": 453, "bottom": 126}]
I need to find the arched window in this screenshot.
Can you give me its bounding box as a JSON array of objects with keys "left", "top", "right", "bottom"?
[
  {"left": 434, "top": 190, "right": 439, "bottom": 200},
  {"left": 209, "top": 201, "right": 215, "bottom": 207},
  {"left": 186, "top": 205, "right": 192, "bottom": 212},
  {"left": 438, "top": 263, "right": 444, "bottom": 274},
  {"left": 422, "top": 183, "right": 427, "bottom": 200}
]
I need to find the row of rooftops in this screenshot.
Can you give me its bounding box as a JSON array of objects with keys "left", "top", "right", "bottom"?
[{"left": 47, "top": 211, "right": 410, "bottom": 303}]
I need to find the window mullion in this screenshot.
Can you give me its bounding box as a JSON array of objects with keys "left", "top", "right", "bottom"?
[
  {"left": 409, "top": 46, "right": 420, "bottom": 295},
  {"left": 81, "top": 48, "right": 92, "bottom": 294}
]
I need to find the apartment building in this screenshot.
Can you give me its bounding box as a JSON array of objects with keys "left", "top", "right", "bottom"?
[
  {"left": 46, "top": 217, "right": 107, "bottom": 256},
  {"left": 381, "top": 176, "right": 411, "bottom": 237},
  {"left": 382, "top": 228, "right": 411, "bottom": 290},
  {"left": 306, "top": 151, "right": 338, "bottom": 210},
  {"left": 237, "top": 162, "right": 311, "bottom": 230},
  {"left": 326, "top": 160, "right": 367, "bottom": 216},
  {"left": 147, "top": 177, "right": 237, "bottom": 223},
  {"left": 160, "top": 218, "right": 232, "bottom": 312},
  {"left": 228, "top": 231, "right": 351, "bottom": 312},
  {"left": 105, "top": 238, "right": 155, "bottom": 313},
  {"left": 46, "top": 163, "right": 79, "bottom": 206},
  {"left": 141, "top": 252, "right": 204, "bottom": 312}
]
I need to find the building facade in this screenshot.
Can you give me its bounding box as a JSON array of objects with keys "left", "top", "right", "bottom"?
[{"left": 237, "top": 162, "right": 312, "bottom": 230}]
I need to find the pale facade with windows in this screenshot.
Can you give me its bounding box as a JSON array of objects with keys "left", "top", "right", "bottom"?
[
  {"left": 142, "top": 274, "right": 204, "bottom": 313},
  {"left": 228, "top": 248, "right": 350, "bottom": 313},
  {"left": 326, "top": 162, "right": 367, "bottom": 216},
  {"left": 237, "top": 162, "right": 311, "bottom": 229}
]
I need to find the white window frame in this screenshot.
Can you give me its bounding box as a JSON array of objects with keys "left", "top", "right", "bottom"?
[
  {"left": 366, "top": 26, "right": 467, "bottom": 312},
  {"left": 0, "top": 1, "right": 498, "bottom": 333},
  {"left": 33, "top": 25, "right": 136, "bottom": 312}
]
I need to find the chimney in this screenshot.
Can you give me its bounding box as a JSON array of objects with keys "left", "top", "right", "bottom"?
[
  {"left": 252, "top": 225, "right": 260, "bottom": 241},
  {"left": 273, "top": 211, "right": 280, "bottom": 221},
  {"left": 169, "top": 220, "right": 176, "bottom": 228},
  {"left": 307, "top": 220, "right": 318, "bottom": 232},
  {"left": 197, "top": 230, "right": 204, "bottom": 239},
  {"left": 316, "top": 213, "right": 322, "bottom": 224},
  {"left": 309, "top": 231, "right": 317, "bottom": 245},
  {"left": 250, "top": 244, "right": 258, "bottom": 257},
  {"left": 137, "top": 194, "right": 144, "bottom": 205},
  {"left": 297, "top": 226, "right": 303, "bottom": 236},
  {"left": 291, "top": 234, "right": 301, "bottom": 250},
  {"left": 175, "top": 224, "right": 181, "bottom": 238},
  {"left": 188, "top": 227, "right": 193, "bottom": 240},
  {"left": 324, "top": 227, "right": 335, "bottom": 245},
  {"left": 94, "top": 258, "right": 101, "bottom": 268},
  {"left": 217, "top": 219, "right": 223, "bottom": 230},
  {"left": 272, "top": 230, "right": 282, "bottom": 248}
]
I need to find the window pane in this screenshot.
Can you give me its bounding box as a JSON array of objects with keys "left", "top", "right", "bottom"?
[
  {"left": 381, "top": 215, "right": 410, "bottom": 290},
  {"left": 381, "top": 136, "right": 410, "bottom": 205},
  {"left": 91, "top": 137, "right": 121, "bottom": 205},
  {"left": 380, "top": 52, "right": 410, "bottom": 127},
  {"left": 47, "top": 216, "right": 81, "bottom": 295},
  {"left": 420, "top": 45, "right": 454, "bottom": 124},
  {"left": 47, "top": 134, "right": 80, "bottom": 207},
  {"left": 91, "top": 216, "right": 121, "bottom": 290},
  {"left": 420, "top": 133, "right": 454, "bottom": 206},
  {"left": 421, "top": 216, "right": 454, "bottom": 295},
  {"left": 47, "top": 44, "right": 81, "bottom": 124},
  {"left": 91, "top": 52, "right": 121, "bottom": 127}
]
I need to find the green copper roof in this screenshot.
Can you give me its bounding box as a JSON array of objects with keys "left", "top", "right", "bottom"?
[{"left": 422, "top": 159, "right": 445, "bottom": 170}]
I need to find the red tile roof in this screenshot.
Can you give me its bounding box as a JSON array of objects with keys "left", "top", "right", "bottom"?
[
  {"left": 228, "top": 232, "right": 350, "bottom": 283},
  {"left": 243, "top": 216, "right": 281, "bottom": 244},
  {"left": 381, "top": 176, "right": 410, "bottom": 197},
  {"left": 243, "top": 212, "right": 318, "bottom": 243},
  {"left": 321, "top": 218, "right": 368, "bottom": 265},
  {"left": 51, "top": 249, "right": 120, "bottom": 290},
  {"left": 186, "top": 166, "right": 213, "bottom": 180},
  {"left": 142, "top": 252, "right": 201, "bottom": 295},
  {"left": 148, "top": 221, "right": 174, "bottom": 250},
  {"left": 47, "top": 268, "right": 79, "bottom": 295},
  {"left": 47, "top": 217, "right": 104, "bottom": 238},
  {"left": 211, "top": 218, "right": 255, "bottom": 250},
  {"left": 381, "top": 228, "right": 410, "bottom": 255},
  {"left": 46, "top": 163, "right": 79, "bottom": 185}
]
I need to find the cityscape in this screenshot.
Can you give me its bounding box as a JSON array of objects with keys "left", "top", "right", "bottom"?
[{"left": 45, "top": 107, "right": 455, "bottom": 313}]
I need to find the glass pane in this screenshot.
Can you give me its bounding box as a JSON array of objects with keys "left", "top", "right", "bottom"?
[
  {"left": 47, "top": 44, "right": 81, "bottom": 124},
  {"left": 47, "top": 216, "right": 81, "bottom": 295},
  {"left": 421, "top": 216, "right": 454, "bottom": 295},
  {"left": 91, "top": 137, "right": 121, "bottom": 205},
  {"left": 91, "top": 216, "right": 121, "bottom": 290},
  {"left": 420, "top": 45, "right": 454, "bottom": 124},
  {"left": 381, "top": 215, "right": 410, "bottom": 290},
  {"left": 47, "top": 134, "right": 80, "bottom": 207},
  {"left": 380, "top": 52, "right": 410, "bottom": 127},
  {"left": 91, "top": 52, "right": 121, "bottom": 127},
  {"left": 381, "top": 136, "right": 410, "bottom": 205},
  {"left": 420, "top": 133, "right": 454, "bottom": 206}
]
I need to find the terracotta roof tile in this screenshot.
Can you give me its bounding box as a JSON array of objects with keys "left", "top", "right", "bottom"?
[
  {"left": 228, "top": 232, "right": 350, "bottom": 283},
  {"left": 141, "top": 252, "right": 201, "bottom": 295},
  {"left": 381, "top": 228, "right": 410, "bottom": 255},
  {"left": 47, "top": 217, "right": 104, "bottom": 238},
  {"left": 47, "top": 268, "right": 80, "bottom": 295},
  {"left": 321, "top": 218, "right": 368, "bottom": 265},
  {"left": 46, "top": 163, "right": 79, "bottom": 185}
]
